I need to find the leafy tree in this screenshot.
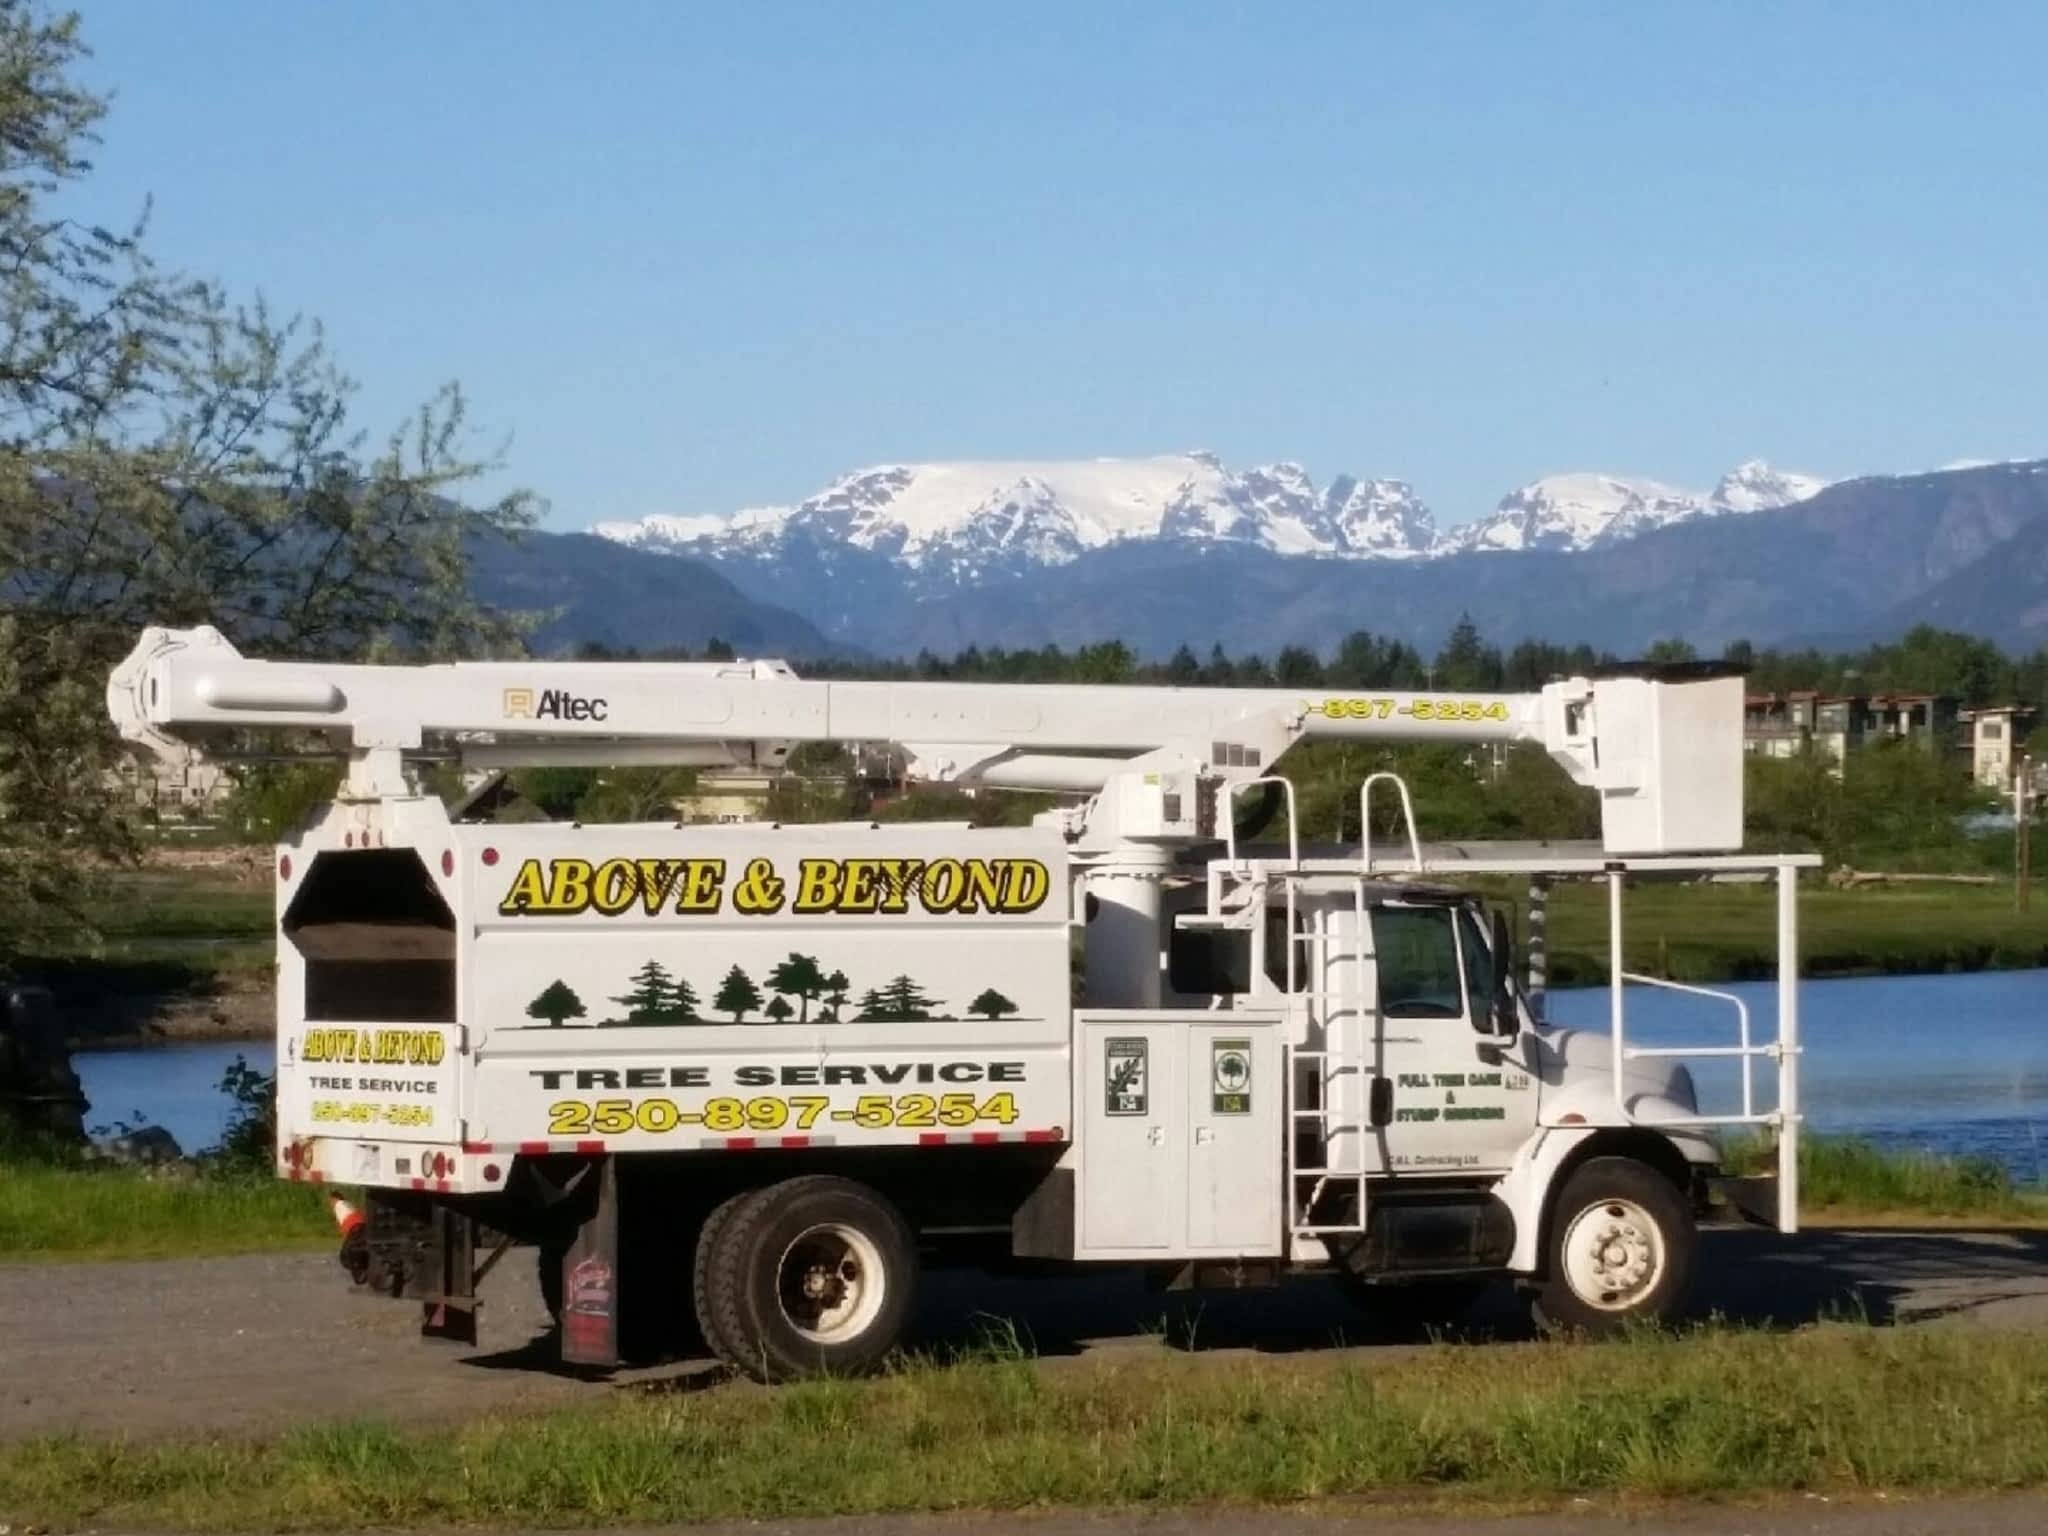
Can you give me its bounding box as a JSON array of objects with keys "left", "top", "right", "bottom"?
[
  {"left": 611, "top": 959, "right": 697, "bottom": 1023},
  {"left": 222, "top": 763, "right": 343, "bottom": 842},
  {"left": 967, "top": 988, "right": 1019, "bottom": 1020},
  {"left": 575, "top": 768, "right": 699, "bottom": 824},
  {"left": 526, "top": 980, "right": 586, "bottom": 1028},
  {"left": 506, "top": 768, "right": 598, "bottom": 820},
  {"left": 1073, "top": 640, "right": 1134, "bottom": 684},
  {"left": 1275, "top": 645, "right": 1323, "bottom": 687},
  {"left": 1434, "top": 614, "right": 1501, "bottom": 690},
  {"left": 1642, "top": 638, "right": 1698, "bottom": 666},
  {"left": 766, "top": 952, "right": 827, "bottom": 1023},
  {"left": 713, "top": 965, "right": 762, "bottom": 1023},
  {"left": 0, "top": 2, "right": 532, "bottom": 957}
]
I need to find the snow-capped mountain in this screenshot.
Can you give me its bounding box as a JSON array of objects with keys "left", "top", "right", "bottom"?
[
  {"left": 593, "top": 453, "right": 1827, "bottom": 580},
  {"left": 595, "top": 453, "right": 1439, "bottom": 579},
  {"left": 1446, "top": 460, "right": 1830, "bottom": 554}
]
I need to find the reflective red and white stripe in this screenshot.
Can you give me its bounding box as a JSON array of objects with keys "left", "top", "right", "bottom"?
[
  {"left": 465, "top": 1129, "right": 1066, "bottom": 1155},
  {"left": 918, "top": 1129, "right": 1064, "bottom": 1146}
]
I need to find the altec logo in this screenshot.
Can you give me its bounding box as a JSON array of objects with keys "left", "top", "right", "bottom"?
[{"left": 503, "top": 687, "right": 609, "bottom": 722}]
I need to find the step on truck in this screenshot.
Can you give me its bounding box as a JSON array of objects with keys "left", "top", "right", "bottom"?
[{"left": 108, "top": 627, "right": 1811, "bottom": 1379}]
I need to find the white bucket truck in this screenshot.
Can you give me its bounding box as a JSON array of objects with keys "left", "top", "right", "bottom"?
[{"left": 109, "top": 626, "right": 1809, "bottom": 1379}]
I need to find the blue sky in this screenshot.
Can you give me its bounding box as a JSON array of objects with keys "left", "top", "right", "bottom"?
[{"left": 73, "top": 2, "right": 2048, "bottom": 531}]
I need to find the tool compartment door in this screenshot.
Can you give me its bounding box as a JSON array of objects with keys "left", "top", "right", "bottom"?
[
  {"left": 1074, "top": 1009, "right": 1282, "bottom": 1261},
  {"left": 1186, "top": 1019, "right": 1281, "bottom": 1253}
]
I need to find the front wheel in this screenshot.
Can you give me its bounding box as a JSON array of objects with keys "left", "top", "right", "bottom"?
[
  {"left": 1534, "top": 1157, "right": 1695, "bottom": 1333},
  {"left": 695, "top": 1176, "right": 917, "bottom": 1382}
]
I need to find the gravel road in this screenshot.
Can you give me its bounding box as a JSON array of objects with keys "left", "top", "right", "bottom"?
[{"left": 4, "top": 1224, "right": 2047, "bottom": 1442}]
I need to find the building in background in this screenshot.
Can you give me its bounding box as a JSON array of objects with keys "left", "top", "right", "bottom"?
[
  {"left": 1742, "top": 692, "right": 1956, "bottom": 771},
  {"left": 1962, "top": 705, "right": 2039, "bottom": 789},
  {"left": 110, "top": 753, "right": 233, "bottom": 821}
]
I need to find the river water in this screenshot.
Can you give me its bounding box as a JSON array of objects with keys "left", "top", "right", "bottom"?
[{"left": 72, "top": 969, "right": 2048, "bottom": 1181}]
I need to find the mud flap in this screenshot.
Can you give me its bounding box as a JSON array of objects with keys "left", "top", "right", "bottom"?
[
  {"left": 420, "top": 1204, "right": 478, "bottom": 1345},
  {"left": 559, "top": 1156, "right": 621, "bottom": 1368}
]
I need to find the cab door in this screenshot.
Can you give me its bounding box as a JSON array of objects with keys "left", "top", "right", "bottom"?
[{"left": 1365, "top": 903, "right": 1536, "bottom": 1175}]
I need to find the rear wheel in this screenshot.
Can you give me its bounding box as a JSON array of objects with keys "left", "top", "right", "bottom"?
[
  {"left": 695, "top": 1175, "right": 917, "bottom": 1382},
  {"left": 1534, "top": 1157, "right": 1695, "bottom": 1333},
  {"left": 693, "top": 1187, "right": 765, "bottom": 1368}
]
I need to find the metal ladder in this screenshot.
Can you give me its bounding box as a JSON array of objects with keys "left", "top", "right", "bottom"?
[
  {"left": 1280, "top": 875, "right": 1375, "bottom": 1247},
  {"left": 1284, "top": 770, "right": 1427, "bottom": 1246}
]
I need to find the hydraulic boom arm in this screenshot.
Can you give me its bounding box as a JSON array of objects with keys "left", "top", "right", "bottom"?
[{"left": 107, "top": 624, "right": 1744, "bottom": 856}]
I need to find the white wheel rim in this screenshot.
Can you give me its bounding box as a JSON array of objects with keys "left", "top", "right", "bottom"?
[
  {"left": 1559, "top": 1197, "right": 1665, "bottom": 1312},
  {"left": 776, "top": 1222, "right": 887, "bottom": 1343}
]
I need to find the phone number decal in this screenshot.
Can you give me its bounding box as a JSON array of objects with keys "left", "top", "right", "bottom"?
[
  {"left": 311, "top": 1100, "right": 436, "bottom": 1128},
  {"left": 1307, "top": 697, "right": 1510, "bottom": 722},
  {"left": 545, "top": 1091, "right": 1023, "bottom": 1137}
]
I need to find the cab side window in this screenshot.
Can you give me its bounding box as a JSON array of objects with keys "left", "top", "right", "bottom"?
[
  {"left": 1457, "top": 908, "right": 1496, "bottom": 1015},
  {"left": 1370, "top": 906, "right": 1465, "bottom": 1019}
]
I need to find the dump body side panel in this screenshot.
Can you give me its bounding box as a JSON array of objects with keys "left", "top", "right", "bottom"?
[{"left": 461, "top": 821, "right": 1074, "bottom": 1152}]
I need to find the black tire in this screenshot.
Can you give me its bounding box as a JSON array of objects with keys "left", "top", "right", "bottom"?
[
  {"left": 697, "top": 1175, "right": 917, "bottom": 1383},
  {"left": 693, "top": 1187, "right": 766, "bottom": 1370},
  {"left": 1533, "top": 1156, "right": 1695, "bottom": 1334}
]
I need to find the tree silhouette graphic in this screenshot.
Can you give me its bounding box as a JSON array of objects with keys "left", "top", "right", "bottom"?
[
  {"left": 822, "top": 969, "right": 851, "bottom": 1022},
  {"left": 610, "top": 960, "right": 699, "bottom": 1023},
  {"left": 713, "top": 965, "right": 763, "bottom": 1023},
  {"left": 967, "top": 988, "right": 1019, "bottom": 1020},
  {"left": 857, "top": 974, "right": 941, "bottom": 1022},
  {"left": 767, "top": 952, "right": 828, "bottom": 1024},
  {"left": 764, "top": 994, "right": 794, "bottom": 1023},
  {"left": 526, "top": 979, "right": 586, "bottom": 1028}
]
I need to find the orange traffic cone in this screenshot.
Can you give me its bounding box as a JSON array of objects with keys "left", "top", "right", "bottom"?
[{"left": 329, "top": 1193, "right": 369, "bottom": 1284}]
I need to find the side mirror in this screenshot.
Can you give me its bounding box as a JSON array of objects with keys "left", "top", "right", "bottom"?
[{"left": 1488, "top": 909, "right": 1519, "bottom": 1038}]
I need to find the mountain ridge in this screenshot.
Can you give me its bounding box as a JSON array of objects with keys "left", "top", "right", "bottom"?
[{"left": 594, "top": 452, "right": 1827, "bottom": 580}]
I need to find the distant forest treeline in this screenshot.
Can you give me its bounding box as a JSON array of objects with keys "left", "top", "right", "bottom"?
[{"left": 582, "top": 620, "right": 2048, "bottom": 737}]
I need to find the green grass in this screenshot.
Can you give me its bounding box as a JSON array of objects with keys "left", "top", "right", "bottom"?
[
  {"left": 4, "top": 1324, "right": 2047, "bottom": 1527},
  {"left": 1522, "top": 880, "right": 2048, "bottom": 985},
  {"left": 1726, "top": 1133, "right": 2046, "bottom": 1222},
  {"left": 0, "top": 1159, "right": 332, "bottom": 1261}
]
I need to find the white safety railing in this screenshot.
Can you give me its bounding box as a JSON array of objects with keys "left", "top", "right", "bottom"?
[
  {"left": 1223, "top": 775, "right": 1301, "bottom": 873},
  {"left": 1604, "top": 869, "right": 1803, "bottom": 1232},
  {"left": 1358, "top": 771, "right": 1422, "bottom": 874}
]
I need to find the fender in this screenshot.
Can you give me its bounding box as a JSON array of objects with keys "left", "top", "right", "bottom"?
[{"left": 1488, "top": 1121, "right": 1715, "bottom": 1273}]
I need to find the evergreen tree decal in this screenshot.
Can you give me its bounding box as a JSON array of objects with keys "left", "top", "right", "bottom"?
[
  {"left": 764, "top": 994, "right": 794, "bottom": 1023},
  {"left": 967, "top": 988, "right": 1019, "bottom": 1020},
  {"left": 857, "top": 974, "right": 942, "bottom": 1022},
  {"left": 713, "top": 965, "right": 763, "bottom": 1023},
  {"left": 822, "top": 969, "right": 851, "bottom": 1022},
  {"left": 610, "top": 960, "right": 699, "bottom": 1023},
  {"left": 526, "top": 979, "right": 587, "bottom": 1028},
  {"left": 766, "top": 952, "right": 828, "bottom": 1023}
]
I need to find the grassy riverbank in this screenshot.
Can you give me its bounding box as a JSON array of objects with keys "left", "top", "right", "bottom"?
[
  {"left": 0, "top": 1156, "right": 332, "bottom": 1261},
  {"left": 5, "top": 1323, "right": 2046, "bottom": 1527},
  {"left": 1526, "top": 879, "right": 2048, "bottom": 985},
  {"left": 20, "top": 854, "right": 275, "bottom": 1048},
  {"left": 1727, "top": 1134, "right": 2045, "bottom": 1222}
]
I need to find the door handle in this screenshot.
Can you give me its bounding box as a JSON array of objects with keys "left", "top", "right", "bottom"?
[{"left": 1369, "top": 1075, "right": 1393, "bottom": 1128}]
